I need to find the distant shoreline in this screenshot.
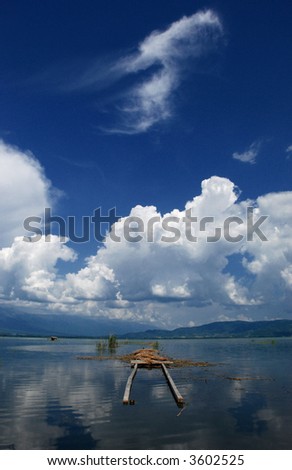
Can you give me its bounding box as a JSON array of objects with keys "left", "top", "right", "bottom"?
[{"left": 1, "top": 319, "right": 292, "bottom": 340}]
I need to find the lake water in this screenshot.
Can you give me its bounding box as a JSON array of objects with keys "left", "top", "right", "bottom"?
[{"left": 0, "top": 336, "right": 292, "bottom": 450}]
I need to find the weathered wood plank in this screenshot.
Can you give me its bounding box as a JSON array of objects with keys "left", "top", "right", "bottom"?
[
  {"left": 130, "top": 360, "right": 174, "bottom": 366},
  {"left": 161, "top": 363, "right": 184, "bottom": 405},
  {"left": 123, "top": 363, "right": 138, "bottom": 404}
]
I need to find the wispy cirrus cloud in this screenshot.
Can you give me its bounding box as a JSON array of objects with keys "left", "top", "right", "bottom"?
[
  {"left": 107, "top": 10, "right": 223, "bottom": 134},
  {"left": 54, "top": 10, "right": 223, "bottom": 134},
  {"left": 232, "top": 141, "right": 262, "bottom": 164},
  {"left": 286, "top": 145, "right": 292, "bottom": 159}
]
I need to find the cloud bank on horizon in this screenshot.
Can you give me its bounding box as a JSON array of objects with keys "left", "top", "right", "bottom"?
[{"left": 1, "top": 140, "right": 292, "bottom": 328}]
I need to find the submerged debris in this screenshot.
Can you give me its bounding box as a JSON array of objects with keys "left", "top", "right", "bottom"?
[
  {"left": 77, "top": 355, "right": 112, "bottom": 360},
  {"left": 171, "top": 359, "right": 211, "bottom": 368},
  {"left": 224, "top": 376, "right": 274, "bottom": 381}
]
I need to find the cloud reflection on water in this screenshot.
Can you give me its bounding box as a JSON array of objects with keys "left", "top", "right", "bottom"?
[{"left": 1, "top": 338, "right": 292, "bottom": 449}]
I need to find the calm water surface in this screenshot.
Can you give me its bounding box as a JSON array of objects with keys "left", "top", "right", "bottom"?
[{"left": 0, "top": 337, "right": 292, "bottom": 449}]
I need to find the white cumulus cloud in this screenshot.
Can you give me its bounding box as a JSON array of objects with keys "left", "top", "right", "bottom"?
[
  {"left": 1, "top": 142, "right": 292, "bottom": 327},
  {"left": 0, "top": 140, "right": 55, "bottom": 248},
  {"left": 0, "top": 235, "right": 76, "bottom": 302}
]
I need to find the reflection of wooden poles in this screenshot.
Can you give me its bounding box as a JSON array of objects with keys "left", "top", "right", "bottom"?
[
  {"left": 161, "top": 363, "right": 184, "bottom": 405},
  {"left": 123, "top": 363, "right": 138, "bottom": 404}
]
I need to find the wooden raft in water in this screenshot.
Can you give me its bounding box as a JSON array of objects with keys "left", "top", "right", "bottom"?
[
  {"left": 161, "top": 363, "right": 184, "bottom": 405},
  {"left": 122, "top": 363, "right": 138, "bottom": 405},
  {"left": 122, "top": 350, "right": 184, "bottom": 406}
]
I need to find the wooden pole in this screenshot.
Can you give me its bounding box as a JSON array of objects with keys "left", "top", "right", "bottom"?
[
  {"left": 161, "top": 363, "right": 184, "bottom": 405},
  {"left": 123, "top": 363, "right": 138, "bottom": 404}
]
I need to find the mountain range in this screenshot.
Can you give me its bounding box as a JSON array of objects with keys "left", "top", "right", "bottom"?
[
  {"left": 0, "top": 307, "right": 150, "bottom": 337},
  {"left": 119, "top": 319, "right": 292, "bottom": 339},
  {"left": 0, "top": 306, "right": 292, "bottom": 339}
]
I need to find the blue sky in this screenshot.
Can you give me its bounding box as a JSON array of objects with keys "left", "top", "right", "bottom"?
[{"left": 0, "top": 0, "right": 292, "bottom": 330}]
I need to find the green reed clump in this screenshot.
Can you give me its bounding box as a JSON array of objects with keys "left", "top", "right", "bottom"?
[
  {"left": 96, "top": 340, "right": 107, "bottom": 353},
  {"left": 108, "top": 335, "right": 118, "bottom": 349}
]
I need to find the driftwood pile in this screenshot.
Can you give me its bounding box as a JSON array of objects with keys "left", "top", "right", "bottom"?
[
  {"left": 119, "top": 348, "right": 211, "bottom": 368},
  {"left": 77, "top": 347, "right": 212, "bottom": 368},
  {"left": 123, "top": 348, "right": 170, "bottom": 364}
]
